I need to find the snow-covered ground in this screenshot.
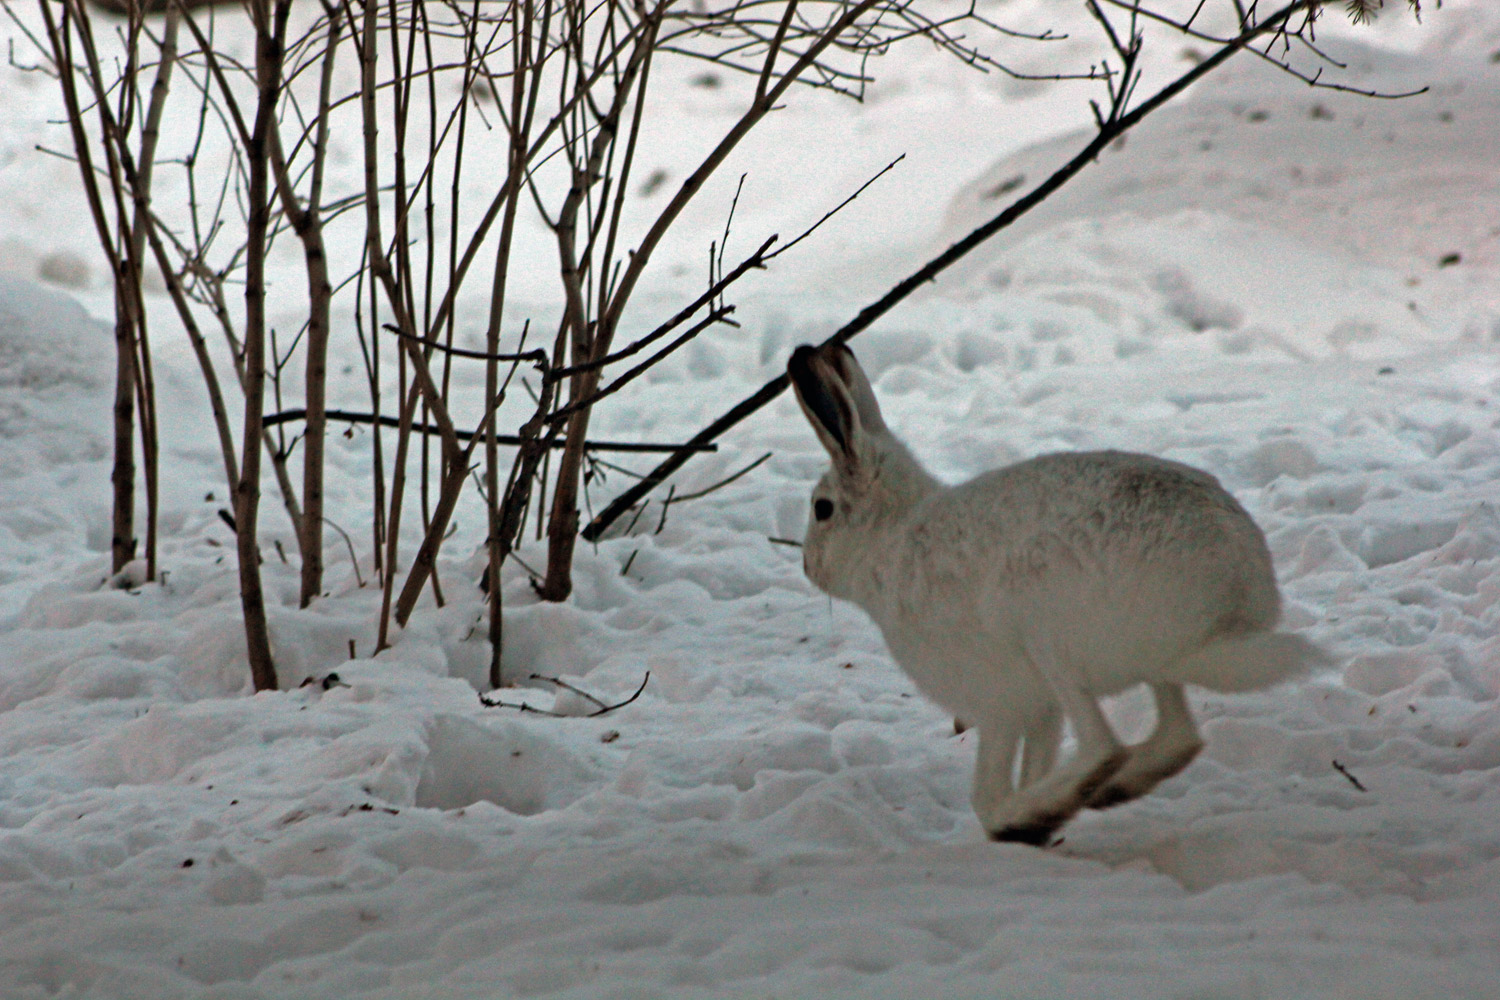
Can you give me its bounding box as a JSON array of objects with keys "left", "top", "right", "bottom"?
[{"left": 2, "top": 1, "right": 1499, "bottom": 997}]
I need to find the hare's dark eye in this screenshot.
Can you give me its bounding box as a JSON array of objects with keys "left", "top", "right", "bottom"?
[{"left": 813, "top": 498, "right": 835, "bottom": 522}]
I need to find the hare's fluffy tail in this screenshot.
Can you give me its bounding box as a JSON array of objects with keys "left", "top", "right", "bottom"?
[{"left": 1172, "top": 632, "right": 1332, "bottom": 693}]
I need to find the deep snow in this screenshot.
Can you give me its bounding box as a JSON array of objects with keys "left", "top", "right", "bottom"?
[{"left": 1, "top": 1, "right": 1499, "bottom": 998}]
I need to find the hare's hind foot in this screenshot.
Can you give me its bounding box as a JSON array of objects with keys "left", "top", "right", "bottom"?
[
  {"left": 988, "top": 820, "right": 1060, "bottom": 847},
  {"left": 981, "top": 652, "right": 1131, "bottom": 844},
  {"left": 984, "top": 747, "right": 1127, "bottom": 847},
  {"left": 1086, "top": 683, "right": 1204, "bottom": 810}
]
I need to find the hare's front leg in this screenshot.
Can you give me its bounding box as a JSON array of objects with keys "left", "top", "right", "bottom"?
[
  {"left": 1086, "top": 683, "right": 1204, "bottom": 810},
  {"left": 971, "top": 709, "right": 1062, "bottom": 843},
  {"left": 986, "top": 648, "right": 1126, "bottom": 845}
]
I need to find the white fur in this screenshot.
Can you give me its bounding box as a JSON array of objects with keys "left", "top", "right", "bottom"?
[{"left": 788, "top": 343, "right": 1328, "bottom": 845}]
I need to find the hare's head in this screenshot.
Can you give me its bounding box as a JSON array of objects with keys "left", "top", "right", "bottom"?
[{"left": 787, "top": 344, "right": 936, "bottom": 600}]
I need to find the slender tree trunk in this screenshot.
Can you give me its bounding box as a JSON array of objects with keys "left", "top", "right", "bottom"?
[
  {"left": 263, "top": 54, "right": 333, "bottom": 610},
  {"left": 296, "top": 233, "right": 331, "bottom": 607},
  {"left": 483, "top": 0, "right": 542, "bottom": 679},
  {"left": 108, "top": 300, "right": 137, "bottom": 574},
  {"left": 236, "top": 0, "right": 291, "bottom": 693},
  {"left": 126, "top": 5, "right": 177, "bottom": 584}
]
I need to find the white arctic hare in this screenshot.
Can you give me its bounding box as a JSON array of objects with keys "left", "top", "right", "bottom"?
[{"left": 787, "top": 343, "right": 1326, "bottom": 845}]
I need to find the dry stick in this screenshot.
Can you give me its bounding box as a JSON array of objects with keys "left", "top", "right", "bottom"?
[
  {"left": 375, "top": 331, "right": 424, "bottom": 649},
  {"left": 594, "top": 2, "right": 657, "bottom": 324},
  {"left": 526, "top": 672, "right": 625, "bottom": 714},
  {"left": 323, "top": 516, "right": 365, "bottom": 588},
  {"left": 1331, "top": 759, "right": 1368, "bottom": 792},
  {"left": 440, "top": 0, "right": 486, "bottom": 446},
  {"left": 363, "top": 249, "right": 387, "bottom": 582},
  {"left": 653, "top": 484, "right": 675, "bottom": 535},
  {"left": 37, "top": 2, "right": 122, "bottom": 323},
  {"left": 665, "top": 450, "right": 772, "bottom": 505},
  {"left": 764, "top": 153, "right": 903, "bottom": 262},
  {"left": 755, "top": 0, "right": 801, "bottom": 106},
  {"left": 392, "top": 383, "right": 520, "bottom": 632},
  {"left": 382, "top": 304, "right": 468, "bottom": 468},
  {"left": 428, "top": 6, "right": 482, "bottom": 606},
  {"left": 478, "top": 671, "right": 650, "bottom": 717},
  {"left": 391, "top": 423, "right": 481, "bottom": 628},
  {"left": 386, "top": 0, "right": 421, "bottom": 331},
  {"left": 341, "top": 5, "right": 486, "bottom": 609},
  {"left": 375, "top": 337, "right": 417, "bottom": 652},
  {"left": 142, "top": 218, "right": 241, "bottom": 491},
  {"left": 56, "top": 0, "right": 178, "bottom": 581},
  {"left": 547, "top": 305, "right": 736, "bottom": 424},
  {"left": 385, "top": 326, "right": 548, "bottom": 365},
  {"left": 550, "top": 234, "right": 777, "bottom": 381},
  {"left": 651, "top": 450, "right": 772, "bottom": 537},
  {"left": 494, "top": 369, "right": 562, "bottom": 561},
  {"left": 1104, "top": 0, "right": 1426, "bottom": 100},
  {"left": 494, "top": 383, "right": 560, "bottom": 588},
  {"left": 581, "top": 0, "right": 1315, "bottom": 542}
]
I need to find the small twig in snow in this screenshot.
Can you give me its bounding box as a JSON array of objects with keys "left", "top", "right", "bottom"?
[
  {"left": 478, "top": 671, "right": 650, "bottom": 718},
  {"left": 323, "top": 516, "right": 365, "bottom": 588},
  {"left": 654, "top": 484, "right": 676, "bottom": 535},
  {"left": 666, "top": 451, "right": 772, "bottom": 504},
  {"left": 1332, "top": 759, "right": 1368, "bottom": 792}
]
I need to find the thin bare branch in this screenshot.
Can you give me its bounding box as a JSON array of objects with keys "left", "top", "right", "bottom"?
[{"left": 479, "top": 671, "right": 650, "bottom": 712}]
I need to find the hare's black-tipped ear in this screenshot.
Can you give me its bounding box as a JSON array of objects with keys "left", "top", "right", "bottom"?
[
  {"left": 825, "top": 344, "right": 887, "bottom": 436},
  {"left": 788, "top": 344, "right": 858, "bottom": 462}
]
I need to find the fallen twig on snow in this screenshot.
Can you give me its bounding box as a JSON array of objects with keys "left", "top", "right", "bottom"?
[
  {"left": 1332, "top": 759, "right": 1369, "bottom": 792},
  {"left": 479, "top": 672, "right": 650, "bottom": 718}
]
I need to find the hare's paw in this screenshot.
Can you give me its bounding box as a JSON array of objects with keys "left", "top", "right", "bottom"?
[
  {"left": 1087, "top": 683, "right": 1204, "bottom": 810},
  {"left": 982, "top": 748, "right": 1126, "bottom": 846},
  {"left": 988, "top": 818, "right": 1062, "bottom": 847},
  {"left": 1086, "top": 734, "right": 1203, "bottom": 810}
]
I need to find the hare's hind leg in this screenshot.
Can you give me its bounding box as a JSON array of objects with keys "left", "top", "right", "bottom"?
[
  {"left": 1019, "top": 704, "right": 1062, "bottom": 788},
  {"left": 1086, "top": 683, "right": 1204, "bottom": 810},
  {"left": 984, "top": 650, "right": 1125, "bottom": 845}
]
